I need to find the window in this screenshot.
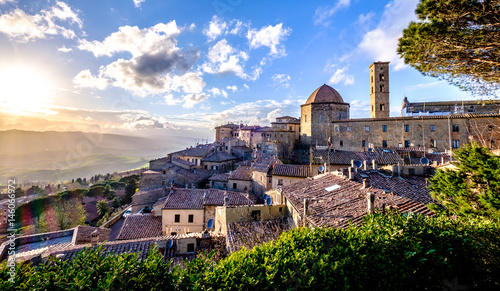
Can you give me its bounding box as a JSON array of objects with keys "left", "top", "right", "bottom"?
[
  {"left": 452, "top": 124, "right": 459, "bottom": 132},
  {"left": 468, "top": 106, "right": 475, "bottom": 113},
  {"left": 453, "top": 140, "right": 460, "bottom": 148},
  {"left": 404, "top": 124, "right": 410, "bottom": 132},
  {"left": 404, "top": 140, "right": 410, "bottom": 148},
  {"left": 305, "top": 115, "right": 307, "bottom": 122},
  {"left": 187, "top": 243, "right": 195, "bottom": 253},
  {"left": 362, "top": 140, "right": 366, "bottom": 147},
  {"left": 379, "top": 74, "right": 385, "bottom": 81},
  {"left": 335, "top": 126, "right": 339, "bottom": 132},
  {"left": 382, "top": 140, "right": 387, "bottom": 147},
  {"left": 170, "top": 232, "right": 177, "bottom": 235},
  {"left": 380, "top": 104, "right": 385, "bottom": 111},
  {"left": 278, "top": 179, "right": 283, "bottom": 186},
  {"left": 382, "top": 125, "right": 387, "bottom": 132},
  {"left": 346, "top": 126, "right": 351, "bottom": 132},
  {"left": 279, "top": 207, "right": 283, "bottom": 212},
  {"left": 319, "top": 114, "right": 323, "bottom": 122},
  {"left": 233, "top": 183, "right": 237, "bottom": 189},
  {"left": 174, "top": 214, "right": 180, "bottom": 223},
  {"left": 408, "top": 168, "right": 415, "bottom": 176},
  {"left": 430, "top": 125, "right": 436, "bottom": 132},
  {"left": 365, "top": 126, "right": 370, "bottom": 132},
  {"left": 488, "top": 125, "right": 493, "bottom": 131},
  {"left": 251, "top": 210, "right": 261, "bottom": 221},
  {"left": 188, "top": 214, "right": 194, "bottom": 223},
  {"left": 340, "top": 140, "right": 343, "bottom": 147},
  {"left": 289, "top": 126, "right": 292, "bottom": 130},
  {"left": 371, "top": 76, "right": 373, "bottom": 83},
  {"left": 380, "top": 84, "right": 385, "bottom": 92},
  {"left": 430, "top": 139, "right": 437, "bottom": 148}
]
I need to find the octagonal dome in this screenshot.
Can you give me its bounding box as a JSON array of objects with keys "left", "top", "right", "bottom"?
[{"left": 305, "top": 84, "right": 344, "bottom": 104}]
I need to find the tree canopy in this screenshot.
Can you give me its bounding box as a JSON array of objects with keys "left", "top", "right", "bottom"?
[
  {"left": 397, "top": 0, "right": 500, "bottom": 96},
  {"left": 428, "top": 144, "right": 500, "bottom": 219}
]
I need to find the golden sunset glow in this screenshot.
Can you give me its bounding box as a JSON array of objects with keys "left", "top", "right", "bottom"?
[{"left": 0, "top": 66, "right": 53, "bottom": 115}]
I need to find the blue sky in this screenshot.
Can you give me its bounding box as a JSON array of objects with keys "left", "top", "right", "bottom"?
[{"left": 0, "top": 0, "right": 477, "bottom": 140}]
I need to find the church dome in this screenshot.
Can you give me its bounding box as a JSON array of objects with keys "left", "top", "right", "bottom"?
[{"left": 305, "top": 84, "right": 345, "bottom": 104}]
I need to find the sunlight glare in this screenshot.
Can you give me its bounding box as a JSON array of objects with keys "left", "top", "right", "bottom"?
[{"left": 0, "top": 66, "right": 53, "bottom": 114}]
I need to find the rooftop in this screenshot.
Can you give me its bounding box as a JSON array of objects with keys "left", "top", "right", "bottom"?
[
  {"left": 202, "top": 151, "right": 238, "bottom": 162},
  {"left": 162, "top": 188, "right": 257, "bottom": 209},
  {"left": 280, "top": 172, "right": 433, "bottom": 228},
  {"left": 117, "top": 215, "right": 163, "bottom": 240},
  {"left": 272, "top": 164, "right": 312, "bottom": 178},
  {"left": 304, "top": 84, "right": 345, "bottom": 105},
  {"left": 209, "top": 173, "right": 230, "bottom": 182},
  {"left": 228, "top": 165, "right": 253, "bottom": 181}
]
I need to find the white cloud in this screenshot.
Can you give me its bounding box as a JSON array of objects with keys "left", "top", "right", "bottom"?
[
  {"left": 58, "top": 45, "right": 72, "bottom": 52},
  {"left": 404, "top": 80, "right": 446, "bottom": 91},
  {"left": 243, "top": 84, "right": 249, "bottom": 90},
  {"left": 133, "top": 0, "right": 146, "bottom": 8},
  {"left": 0, "top": 2, "right": 82, "bottom": 41},
  {"left": 182, "top": 93, "right": 208, "bottom": 108},
  {"left": 121, "top": 115, "right": 174, "bottom": 130},
  {"left": 247, "top": 23, "right": 291, "bottom": 57},
  {"left": 327, "top": 65, "right": 354, "bottom": 85},
  {"left": 76, "top": 21, "right": 204, "bottom": 96},
  {"left": 202, "top": 39, "right": 249, "bottom": 79},
  {"left": 73, "top": 69, "right": 109, "bottom": 90},
  {"left": 314, "top": 0, "right": 351, "bottom": 27},
  {"left": 210, "top": 87, "right": 228, "bottom": 98},
  {"left": 203, "top": 15, "right": 228, "bottom": 41},
  {"left": 226, "top": 85, "right": 237, "bottom": 92},
  {"left": 357, "top": 0, "right": 419, "bottom": 70},
  {"left": 164, "top": 93, "right": 182, "bottom": 105},
  {"left": 272, "top": 73, "right": 291, "bottom": 89},
  {"left": 0, "top": 0, "right": 16, "bottom": 4}
]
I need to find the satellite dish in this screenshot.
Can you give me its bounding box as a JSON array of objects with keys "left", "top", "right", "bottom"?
[
  {"left": 207, "top": 218, "right": 214, "bottom": 229},
  {"left": 318, "top": 166, "right": 324, "bottom": 172},
  {"left": 353, "top": 160, "right": 362, "bottom": 168},
  {"left": 368, "top": 148, "right": 373, "bottom": 152},
  {"left": 168, "top": 239, "right": 173, "bottom": 248},
  {"left": 420, "top": 157, "right": 430, "bottom": 165},
  {"left": 266, "top": 197, "right": 272, "bottom": 205},
  {"left": 202, "top": 192, "right": 206, "bottom": 199}
]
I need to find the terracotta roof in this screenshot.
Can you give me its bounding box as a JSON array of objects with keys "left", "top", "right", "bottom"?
[
  {"left": 312, "top": 149, "right": 402, "bottom": 165},
  {"left": 272, "top": 164, "right": 311, "bottom": 178},
  {"left": 228, "top": 165, "right": 253, "bottom": 181},
  {"left": 202, "top": 151, "right": 237, "bottom": 162},
  {"left": 239, "top": 125, "right": 261, "bottom": 131},
  {"left": 162, "top": 188, "right": 257, "bottom": 209},
  {"left": 178, "top": 144, "right": 215, "bottom": 157},
  {"left": 117, "top": 215, "right": 162, "bottom": 240},
  {"left": 209, "top": 173, "right": 230, "bottom": 182},
  {"left": 275, "top": 115, "right": 297, "bottom": 120},
  {"left": 281, "top": 172, "right": 433, "bottom": 228},
  {"left": 172, "top": 158, "right": 195, "bottom": 167},
  {"left": 216, "top": 123, "right": 240, "bottom": 128},
  {"left": 231, "top": 146, "right": 252, "bottom": 152},
  {"left": 304, "top": 84, "right": 345, "bottom": 104}
]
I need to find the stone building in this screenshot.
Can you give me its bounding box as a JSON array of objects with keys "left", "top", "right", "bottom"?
[{"left": 301, "top": 61, "right": 500, "bottom": 152}]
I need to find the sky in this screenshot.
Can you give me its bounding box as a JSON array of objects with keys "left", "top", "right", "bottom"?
[{"left": 0, "top": 0, "right": 479, "bottom": 141}]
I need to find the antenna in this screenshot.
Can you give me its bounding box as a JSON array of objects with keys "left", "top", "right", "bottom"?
[
  {"left": 318, "top": 165, "right": 325, "bottom": 173},
  {"left": 353, "top": 160, "right": 362, "bottom": 168},
  {"left": 207, "top": 218, "right": 214, "bottom": 229},
  {"left": 420, "top": 157, "right": 429, "bottom": 166},
  {"left": 266, "top": 197, "right": 272, "bottom": 205}
]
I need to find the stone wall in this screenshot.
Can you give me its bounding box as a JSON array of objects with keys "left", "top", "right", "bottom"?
[
  {"left": 132, "top": 187, "right": 166, "bottom": 213},
  {"left": 150, "top": 158, "right": 169, "bottom": 171},
  {"left": 72, "top": 225, "right": 110, "bottom": 245}
]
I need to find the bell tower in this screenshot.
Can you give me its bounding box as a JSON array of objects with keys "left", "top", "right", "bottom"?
[{"left": 370, "top": 62, "right": 390, "bottom": 118}]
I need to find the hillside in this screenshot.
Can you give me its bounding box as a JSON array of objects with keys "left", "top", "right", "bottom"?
[{"left": 0, "top": 130, "right": 194, "bottom": 183}]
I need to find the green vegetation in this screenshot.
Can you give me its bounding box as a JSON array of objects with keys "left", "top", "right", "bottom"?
[
  {"left": 2, "top": 213, "right": 499, "bottom": 290},
  {"left": 397, "top": 0, "right": 499, "bottom": 96},
  {"left": 428, "top": 144, "right": 500, "bottom": 220},
  {"left": 96, "top": 200, "right": 110, "bottom": 217}
]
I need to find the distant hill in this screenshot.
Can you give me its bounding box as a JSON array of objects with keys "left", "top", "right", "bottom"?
[{"left": 0, "top": 130, "right": 194, "bottom": 184}]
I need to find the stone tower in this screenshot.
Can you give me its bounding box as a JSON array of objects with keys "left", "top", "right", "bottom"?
[
  {"left": 369, "top": 62, "right": 390, "bottom": 118},
  {"left": 300, "top": 84, "right": 350, "bottom": 145}
]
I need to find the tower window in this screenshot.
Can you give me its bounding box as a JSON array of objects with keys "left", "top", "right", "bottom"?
[
  {"left": 380, "top": 104, "right": 385, "bottom": 111},
  {"left": 379, "top": 74, "right": 385, "bottom": 81},
  {"left": 452, "top": 124, "right": 459, "bottom": 132},
  {"left": 382, "top": 125, "right": 387, "bottom": 132},
  {"left": 404, "top": 140, "right": 410, "bottom": 148},
  {"left": 340, "top": 140, "right": 343, "bottom": 147},
  {"left": 365, "top": 126, "right": 370, "bottom": 132},
  {"left": 453, "top": 140, "right": 460, "bottom": 148},
  {"left": 346, "top": 126, "right": 351, "bottom": 132},
  {"left": 404, "top": 124, "right": 410, "bottom": 132},
  {"left": 362, "top": 140, "right": 366, "bottom": 147},
  {"left": 380, "top": 84, "right": 385, "bottom": 92},
  {"left": 430, "top": 125, "right": 436, "bottom": 132}
]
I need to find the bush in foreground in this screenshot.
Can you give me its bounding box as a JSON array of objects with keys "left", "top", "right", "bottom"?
[{"left": 2, "top": 212, "right": 499, "bottom": 290}]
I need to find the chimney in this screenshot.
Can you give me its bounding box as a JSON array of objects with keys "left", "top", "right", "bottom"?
[
  {"left": 351, "top": 160, "right": 355, "bottom": 167},
  {"left": 363, "top": 160, "right": 369, "bottom": 171},
  {"left": 303, "top": 198, "right": 309, "bottom": 220},
  {"left": 366, "top": 193, "right": 375, "bottom": 214},
  {"left": 224, "top": 195, "right": 229, "bottom": 206},
  {"left": 372, "top": 159, "right": 378, "bottom": 171},
  {"left": 363, "top": 178, "right": 370, "bottom": 189},
  {"left": 348, "top": 167, "right": 354, "bottom": 180},
  {"left": 90, "top": 229, "right": 99, "bottom": 246}
]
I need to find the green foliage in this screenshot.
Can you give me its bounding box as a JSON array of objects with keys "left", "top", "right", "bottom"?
[
  {"left": 112, "top": 197, "right": 121, "bottom": 208},
  {"left": 397, "top": 0, "right": 500, "bottom": 96},
  {"left": 0, "top": 246, "right": 175, "bottom": 290},
  {"left": 14, "top": 187, "right": 25, "bottom": 198},
  {"left": 54, "top": 197, "right": 86, "bottom": 230},
  {"left": 2, "top": 213, "right": 500, "bottom": 290},
  {"left": 428, "top": 144, "right": 500, "bottom": 219},
  {"left": 96, "top": 200, "right": 110, "bottom": 217},
  {"left": 123, "top": 178, "right": 138, "bottom": 204}
]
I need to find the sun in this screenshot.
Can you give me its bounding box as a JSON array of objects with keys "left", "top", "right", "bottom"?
[{"left": 0, "top": 65, "right": 53, "bottom": 115}]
